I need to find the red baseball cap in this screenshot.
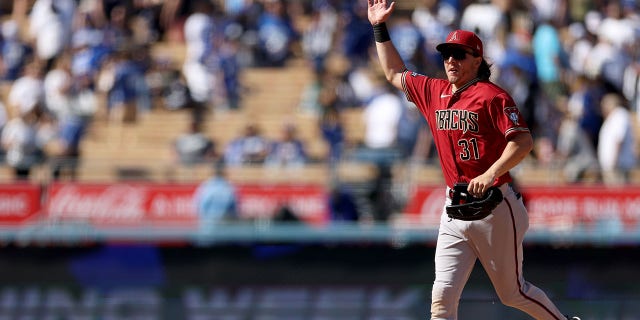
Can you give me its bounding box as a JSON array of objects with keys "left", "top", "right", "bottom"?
[{"left": 436, "top": 30, "right": 483, "bottom": 57}]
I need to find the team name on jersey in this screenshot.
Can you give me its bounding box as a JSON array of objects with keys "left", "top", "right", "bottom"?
[{"left": 435, "top": 109, "right": 479, "bottom": 133}]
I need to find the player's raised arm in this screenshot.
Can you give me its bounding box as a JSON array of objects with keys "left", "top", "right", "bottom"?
[{"left": 367, "top": 0, "right": 405, "bottom": 90}]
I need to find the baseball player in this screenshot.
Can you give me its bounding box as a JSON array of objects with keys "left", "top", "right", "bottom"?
[{"left": 366, "top": 1, "right": 581, "bottom": 319}]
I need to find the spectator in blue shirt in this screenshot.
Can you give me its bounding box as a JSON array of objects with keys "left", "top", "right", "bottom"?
[
  {"left": 223, "top": 123, "right": 270, "bottom": 166},
  {"left": 0, "top": 20, "right": 32, "bottom": 81},
  {"left": 340, "top": 1, "right": 373, "bottom": 69},
  {"left": 320, "top": 104, "right": 344, "bottom": 165},
  {"left": 265, "top": 123, "right": 308, "bottom": 167},
  {"left": 255, "top": 0, "right": 298, "bottom": 67},
  {"left": 532, "top": 19, "right": 569, "bottom": 109},
  {"left": 218, "top": 23, "right": 244, "bottom": 110},
  {"left": 193, "top": 161, "right": 237, "bottom": 232}
]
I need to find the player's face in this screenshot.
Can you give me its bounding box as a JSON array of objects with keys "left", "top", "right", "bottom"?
[{"left": 441, "top": 47, "right": 481, "bottom": 88}]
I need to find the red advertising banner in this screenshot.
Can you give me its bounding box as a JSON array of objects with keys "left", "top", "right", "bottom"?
[
  {"left": 39, "top": 182, "right": 640, "bottom": 230},
  {"left": 523, "top": 186, "right": 640, "bottom": 231},
  {"left": 403, "top": 185, "right": 640, "bottom": 230},
  {"left": 0, "top": 183, "right": 41, "bottom": 225},
  {"left": 236, "top": 184, "right": 329, "bottom": 225},
  {"left": 45, "top": 183, "right": 329, "bottom": 227}
]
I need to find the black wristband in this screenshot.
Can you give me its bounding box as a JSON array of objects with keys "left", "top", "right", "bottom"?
[{"left": 373, "top": 22, "right": 391, "bottom": 43}]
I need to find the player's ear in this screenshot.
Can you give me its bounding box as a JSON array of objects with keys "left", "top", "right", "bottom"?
[{"left": 473, "top": 56, "right": 482, "bottom": 68}]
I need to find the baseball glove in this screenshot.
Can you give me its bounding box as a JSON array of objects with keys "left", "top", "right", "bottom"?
[{"left": 446, "top": 183, "right": 503, "bottom": 221}]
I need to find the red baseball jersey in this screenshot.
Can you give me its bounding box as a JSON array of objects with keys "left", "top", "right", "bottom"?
[{"left": 401, "top": 70, "right": 530, "bottom": 188}]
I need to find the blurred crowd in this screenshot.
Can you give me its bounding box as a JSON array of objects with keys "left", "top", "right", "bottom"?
[
  {"left": 294, "top": 0, "right": 640, "bottom": 186},
  {"left": 0, "top": 0, "right": 638, "bottom": 186}
]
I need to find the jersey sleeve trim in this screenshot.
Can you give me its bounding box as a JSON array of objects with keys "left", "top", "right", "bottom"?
[
  {"left": 505, "top": 127, "right": 530, "bottom": 139},
  {"left": 401, "top": 70, "right": 412, "bottom": 103}
]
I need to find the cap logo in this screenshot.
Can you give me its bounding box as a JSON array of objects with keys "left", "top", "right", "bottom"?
[{"left": 449, "top": 31, "right": 459, "bottom": 42}]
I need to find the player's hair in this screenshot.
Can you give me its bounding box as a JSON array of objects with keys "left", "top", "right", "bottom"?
[{"left": 478, "top": 59, "right": 492, "bottom": 80}]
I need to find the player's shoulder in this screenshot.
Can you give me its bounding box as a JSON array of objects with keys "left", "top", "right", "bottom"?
[
  {"left": 404, "top": 70, "right": 425, "bottom": 78},
  {"left": 475, "top": 80, "right": 508, "bottom": 93},
  {"left": 404, "top": 70, "right": 438, "bottom": 80},
  {"left": 474, "top": 80, "right": 514, "bottom": 100},
  {"left": 404, "top": 70, "right": 448, "bottom": 87}
]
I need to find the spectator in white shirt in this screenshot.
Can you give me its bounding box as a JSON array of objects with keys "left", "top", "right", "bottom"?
[
  {"left": 29, "top": 0, "right": 75, "bottom": 69},
  {"left": 7, "top": 60, "right": 45, "bottom": 117},
  {"left": 1, "top": 110, "right": 41, "bottom": 180},
  {"left": 597, "top": 93, "right": 637, "bottom": 185}
]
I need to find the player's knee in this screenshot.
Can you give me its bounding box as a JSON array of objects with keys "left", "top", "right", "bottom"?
[
  {"left": 495, "top": 286, "right": 530, "bottom": 309},
  {"left": 431, "top": 281, "right": 454, "bottom": 303},
  {"left": 496, "top": 281, "right": 558, "bottom": 316},
  {"left": 497, "top": 293, "right": 521, "bottom": 308}
]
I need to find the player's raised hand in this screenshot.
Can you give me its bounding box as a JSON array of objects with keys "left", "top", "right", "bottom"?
[{"left": 367, "top": 0, "right": 395, "bottom": 25}]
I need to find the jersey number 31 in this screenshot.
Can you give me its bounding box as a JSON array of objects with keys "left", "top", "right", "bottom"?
[{"left": 458, "top": 138, "right": 479, "bottom": 161}]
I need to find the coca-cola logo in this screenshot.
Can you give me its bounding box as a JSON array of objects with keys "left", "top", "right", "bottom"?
[{"left": 48, "top": 185, "right": 146, "bottom": 221}]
